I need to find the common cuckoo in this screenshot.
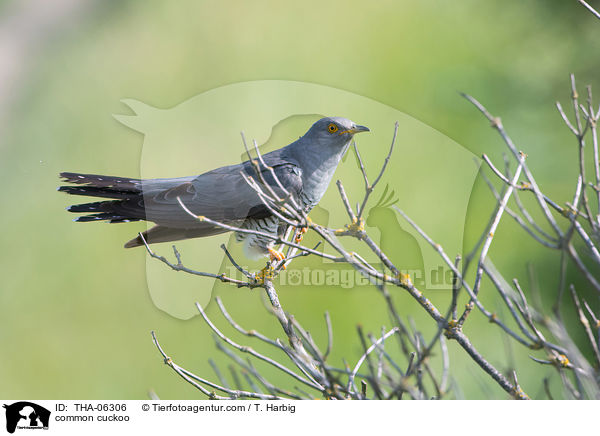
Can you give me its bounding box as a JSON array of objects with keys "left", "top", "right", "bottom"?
[{"left": 59, "top": 117, "right": 369, "bottom": 260}]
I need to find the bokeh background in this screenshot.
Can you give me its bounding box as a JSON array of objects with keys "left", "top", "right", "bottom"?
[{"left": 1, "top": 0, "right": 599, "bottom": 399}]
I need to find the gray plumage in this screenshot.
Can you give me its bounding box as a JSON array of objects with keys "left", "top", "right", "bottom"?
[{"left": 59, "top": 116, "right": 369, "bottom": 259}]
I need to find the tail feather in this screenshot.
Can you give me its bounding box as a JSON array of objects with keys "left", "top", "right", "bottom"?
[
  {"left": 60, "top": 171, "right": 227, "bottom": 248},
  {"left": 58, "top": 172, "right": 142, "bottom": 200},
  {"left": 67, "top": 200, "right": 118, "bottom": 213},
  {"left": 58, "top": 185, "right": 136, "bottom": 200},
  {"left": 74, "top": 213, "right": 141, "bottom": 223},
  {"left": 60, "top": 172, "right": 145, "bottom": 224},
  {"left": 59, "top": 172, "right": 141, "bottom": 190}
]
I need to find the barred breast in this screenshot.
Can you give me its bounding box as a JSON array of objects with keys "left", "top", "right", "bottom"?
[{"left": 236, "top": 216, "right": 281, "bottom": 260}]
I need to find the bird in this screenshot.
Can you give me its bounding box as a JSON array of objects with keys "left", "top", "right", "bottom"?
[{"left": 59, "top": 116, "right": 369, "bottom": 262}]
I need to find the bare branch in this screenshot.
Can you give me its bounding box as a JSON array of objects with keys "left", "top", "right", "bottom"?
[
  {"left": 348, "top": 327, "right": 399, "bottom": 397},
  {"left": 459, "top": 151, "right": 526, "bottom": 325},
  {"left": 356, "top": 121, "right": 398, "bottom": 220},
  {"left": 577, "top": 0, "right": 600, "bottom": 21},
  {"left": 194, "top": 301, "right": 322, "bottom": 391}
]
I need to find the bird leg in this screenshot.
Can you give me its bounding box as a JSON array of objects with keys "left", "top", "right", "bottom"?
[
  {"left": 268, "top": 247, "right": 285, "bottom": 262},
  {"left": 268, "top": 247, "right": 286, "bottom": 270},
  {"left": 253, "top": 248, "right": 287, "bottom": 284},
  {"left": 254, "top": 248, "right": 285, "bottom": 284}
]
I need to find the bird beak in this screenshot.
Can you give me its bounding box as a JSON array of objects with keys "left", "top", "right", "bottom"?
[
  {"left": 351, "top": 124, "right": 370, "bottom": 134},
  {"left": 341, "top": 125, "right": 370, "bottom": 136}
]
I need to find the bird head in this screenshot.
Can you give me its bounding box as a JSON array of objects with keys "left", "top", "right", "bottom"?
[{"left": 303, "top": 117, "right": 370, "bottom": 148}]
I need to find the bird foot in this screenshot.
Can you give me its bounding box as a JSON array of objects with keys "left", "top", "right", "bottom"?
[
  {"left": 268, "top": 248, "right": 286, "bottom": 269},
  {"left": 294, "top": 226, "right": 308, "bottom": 243},
  {"left": 253, "top": 249, "right": 286, "bottom": 284}
]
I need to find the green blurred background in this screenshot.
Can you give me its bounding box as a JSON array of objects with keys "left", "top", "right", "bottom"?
[{"left": 1, "top": 0, "right": 599, "bottom": 399}]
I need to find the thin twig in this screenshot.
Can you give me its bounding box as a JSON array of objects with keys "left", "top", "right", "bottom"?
[
  {"left": 577, "top": 0, "right": 600, "bottom": 20},
  {"left": 348, "top": 327, "right": 399, "bottom": 396}
]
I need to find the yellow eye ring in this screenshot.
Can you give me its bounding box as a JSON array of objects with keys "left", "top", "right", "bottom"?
[{"left": 327, "top": 123, "right": 338, "bottom": 133}]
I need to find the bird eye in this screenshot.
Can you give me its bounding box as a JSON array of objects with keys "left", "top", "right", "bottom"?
[{"left": 327, "top": 123, "right": 338, "bottom": 133}]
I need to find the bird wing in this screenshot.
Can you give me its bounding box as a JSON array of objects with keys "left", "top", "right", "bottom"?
[{"left": 129, "top": 160, "right": 304, "bottom": 228}]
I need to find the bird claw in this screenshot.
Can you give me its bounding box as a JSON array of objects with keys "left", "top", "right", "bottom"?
[
  {"left": 268, "top": 248, "right": 286, "bottom": 269},
  {"left": 294, "top": 226, "right": 308, "bottom": 243}
]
